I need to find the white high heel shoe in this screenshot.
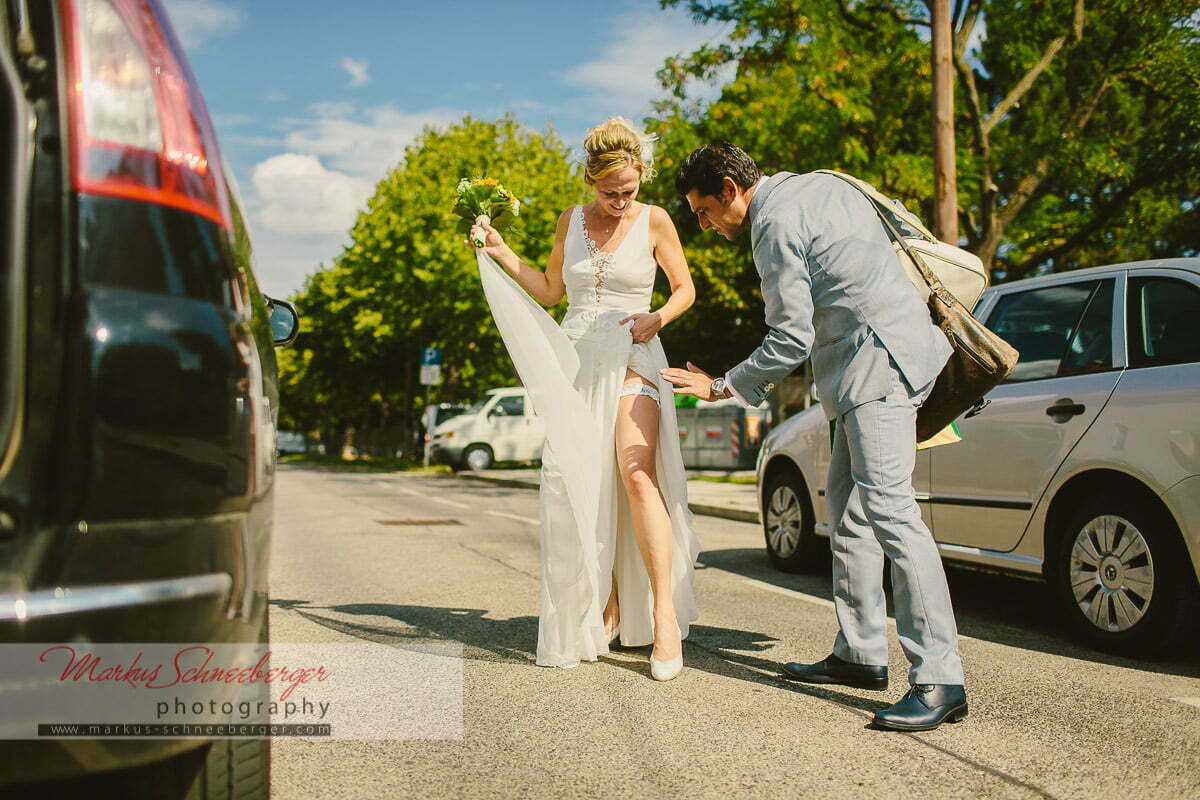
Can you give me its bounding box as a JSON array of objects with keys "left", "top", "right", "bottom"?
[
  {"left": 650, "top": 620, "right": 683, "bottom": 681},
  {"left": 650, "top": 654, "right": 683, "bottom": 682}
]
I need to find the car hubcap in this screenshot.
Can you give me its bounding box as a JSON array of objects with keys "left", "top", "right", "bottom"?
[
  {"left": 766, "top": 485, "right": 802, "bottom": 558},
  {"left": 1069, "top": 514, "right": 1155, "bottom": 633},
  {"left": 467, "top": 449, "right": 490, "bottom": 471}
]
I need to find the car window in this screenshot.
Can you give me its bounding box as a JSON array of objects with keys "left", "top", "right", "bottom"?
[
  {"left": 1059, "top": 279, "right": 1115, "bottom": 376},
  {"left": 1128, "top": 277, "right": 1200, "bottom": 367},
  {"left": 986, "top": 281, "right": 1098, "bottom": 381},
  {"left": 496, "top": 395, "right": 525, "bottom": 416}
]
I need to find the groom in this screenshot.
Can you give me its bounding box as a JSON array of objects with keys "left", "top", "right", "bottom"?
[{"left": 661, "top": 143, "right": 968, "bottom": 731}]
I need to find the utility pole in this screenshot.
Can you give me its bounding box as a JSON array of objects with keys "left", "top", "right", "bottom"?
[{"left": 931, "top": 0, "right": 958, "bottom": 243}]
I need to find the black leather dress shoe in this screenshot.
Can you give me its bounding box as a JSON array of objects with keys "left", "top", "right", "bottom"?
[
  {"left": 872, "top": 684, "right": 968, "bottom": 731},
  {"left": 780, "top": 653, "right": 888, "bottom": 690}
]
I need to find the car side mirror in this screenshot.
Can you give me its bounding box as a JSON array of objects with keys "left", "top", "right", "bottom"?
[
  {"left": 266, "top": 297, "right": 299, "bottom": 347},
  {"left": 488, "top": 406, "right": 505, "bottom": 417}
]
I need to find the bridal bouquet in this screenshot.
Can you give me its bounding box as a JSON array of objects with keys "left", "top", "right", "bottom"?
[{"left": 454, "top": 177, "right": 520, "bottom": 248}]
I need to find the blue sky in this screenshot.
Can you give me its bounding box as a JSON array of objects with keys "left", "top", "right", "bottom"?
[{"left": 164, "top": 0, "right": 733, "bottom": 298}]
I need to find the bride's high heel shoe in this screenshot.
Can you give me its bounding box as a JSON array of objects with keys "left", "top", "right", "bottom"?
[
  {"left": 650, "top": 654, "right": 682, "bottom": 682},
  {"left": 650, "top": 619, "right": 683, "bottom": 682}
]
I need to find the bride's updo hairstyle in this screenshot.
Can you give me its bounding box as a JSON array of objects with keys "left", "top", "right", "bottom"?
[{"left": 582, "top": 117, "right": 657, "bottom": 185}]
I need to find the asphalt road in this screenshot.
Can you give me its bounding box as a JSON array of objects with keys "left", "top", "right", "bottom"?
[{"left": 268, "top": 465, "right": 1200, "bottom": 799}]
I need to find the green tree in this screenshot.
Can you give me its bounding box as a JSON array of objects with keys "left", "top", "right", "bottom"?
[
  {"left": 653, "top": 0, "right": 1199, "bottom": 281},
  {"left": 280, "top": 116, "right": 587, "bottom": 456}
]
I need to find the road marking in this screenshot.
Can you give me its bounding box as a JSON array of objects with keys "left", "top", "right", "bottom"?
[
  {"left": 427, "top": 496, "right": 469, "bottom": 510},
  {"left": 740, "top": 577, "right": 835, "bottom": 610},
  {"left": 377, "top": 481, "right": 418, "bottom": 495},
  {"left": 486, "top": 511, "right": 540, "bottom": 526},
  {"left": 1172, "top": 697, "right": 1200, "bottom": 710}
]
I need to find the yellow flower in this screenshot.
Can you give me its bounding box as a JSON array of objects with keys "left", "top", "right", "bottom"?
[{"left": 477, "top": 178, "right": 499, "bottom": 186}]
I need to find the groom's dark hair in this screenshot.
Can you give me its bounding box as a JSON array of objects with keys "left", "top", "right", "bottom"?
[{"left": 675, "top": 142, "right": 763, "bottom": 198}]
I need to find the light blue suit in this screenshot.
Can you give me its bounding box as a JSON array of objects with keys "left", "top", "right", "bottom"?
[{"left": 729, "top": 171, "right": 965, "bottom": 685}]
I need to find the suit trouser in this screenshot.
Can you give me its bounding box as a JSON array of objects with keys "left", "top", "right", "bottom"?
[{"left": 827, "top": 362, "right": 965, "bottom": 686}]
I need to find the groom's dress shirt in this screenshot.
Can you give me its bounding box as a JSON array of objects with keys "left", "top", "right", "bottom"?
[{"left": 723, "top": 172, "right": 952, "bottom": 419}]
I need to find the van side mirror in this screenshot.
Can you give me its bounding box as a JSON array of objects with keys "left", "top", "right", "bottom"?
[{"left": 266, "top": 297, "right": 299, "bottom": 347}]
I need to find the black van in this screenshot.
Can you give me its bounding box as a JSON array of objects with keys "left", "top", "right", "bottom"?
[{"left": 1, "top": 1, "right": 295, "bottom": 796}]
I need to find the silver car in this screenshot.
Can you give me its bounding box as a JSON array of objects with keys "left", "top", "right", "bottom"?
[{"left": 756, "top": 258, "right": 1200, "bottom": 654}]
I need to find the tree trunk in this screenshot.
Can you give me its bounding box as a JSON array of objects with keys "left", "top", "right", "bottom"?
[{"left": 931, "top": 0, "right": 958, "bottom": 243}]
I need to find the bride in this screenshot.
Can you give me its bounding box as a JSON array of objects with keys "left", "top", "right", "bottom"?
[{"left": 468, "top": 118, "right": 700, "bottom": 680}]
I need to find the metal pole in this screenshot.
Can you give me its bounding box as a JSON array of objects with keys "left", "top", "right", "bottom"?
[
  {"left": 422, "top": 384, "right": 431, "bottom": 467},
  {"left": 931, "top": 0, "right": 959, "bottom": 243}
]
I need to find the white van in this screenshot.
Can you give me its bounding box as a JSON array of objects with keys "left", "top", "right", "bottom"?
[{"left": 429, "top": 387, "right": 544, "bottom": 471}]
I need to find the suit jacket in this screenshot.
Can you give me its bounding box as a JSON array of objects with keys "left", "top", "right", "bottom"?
[{"left": 727, "top": 172, "right": 952, "bottom": 420}]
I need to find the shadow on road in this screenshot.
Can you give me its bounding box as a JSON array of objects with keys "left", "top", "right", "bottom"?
[
  {"left": 698, "top": 546, "right": 1200, "bottom": 679},
  {"left": 270, "top": 598, "right": 540, "bottom": 665}
]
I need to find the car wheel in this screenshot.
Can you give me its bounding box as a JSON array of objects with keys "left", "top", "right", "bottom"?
[
  {"left": 762, "top": 469, "right": 823, "bottom": 573},
  {"left": 1052, "top": 497, "right": 1197, "bottom": 656},
  {"left": 463, "top": 444, "right": 494, "bottom": 472}
]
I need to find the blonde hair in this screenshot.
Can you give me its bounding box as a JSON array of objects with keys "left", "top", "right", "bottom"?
[{"left": 582, "top": 117, "right": 657, "bottom": 184}]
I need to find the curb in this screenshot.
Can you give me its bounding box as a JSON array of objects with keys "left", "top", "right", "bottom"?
[{"left": 458, "top": 472, "right": 762, "bottom": 525}]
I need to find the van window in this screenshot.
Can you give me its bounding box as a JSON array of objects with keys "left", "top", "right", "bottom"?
[
  {"left": 1128, "top": 277, "right": 1200, "bottom": 367},
  {"left": 495, "top": 395, "right": 525, "bottom": 416},
  {"left": 986, "top": 281, "right": 1098, "bottom": 381}
]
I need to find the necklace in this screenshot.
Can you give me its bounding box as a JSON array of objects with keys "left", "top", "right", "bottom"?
[{"left": 588, "top": 204, "right": 625, "bottom": 237}]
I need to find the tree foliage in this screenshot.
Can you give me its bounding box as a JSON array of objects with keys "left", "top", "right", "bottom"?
[
  {"left": 640, "top": 0, "right": 1198, "bottom": 372},
  {"left": 279, "top": 4, "right": 1199, "bottom": 444},
  {"left": 651, "top": 0, "right": 1199, "bottom": 280},
  {"left": 278, "top": 117, "right": 586, "bottom": 454}
]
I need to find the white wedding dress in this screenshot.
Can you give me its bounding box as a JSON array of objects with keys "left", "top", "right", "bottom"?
[{"left": 476, "top": 203, "right": 701, "bottom": 668}]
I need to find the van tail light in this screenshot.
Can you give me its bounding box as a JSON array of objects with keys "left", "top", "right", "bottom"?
[{"left": 59, "top": 0, "right": 232, "bottom": 230}]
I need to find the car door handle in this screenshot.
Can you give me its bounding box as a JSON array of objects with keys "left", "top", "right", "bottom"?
[
  {"left": 964, "top": 398, "right": 991, "bottom": 419},
  {"left": 1046, "top": 402, "right": 1086, "bottom": 418}
]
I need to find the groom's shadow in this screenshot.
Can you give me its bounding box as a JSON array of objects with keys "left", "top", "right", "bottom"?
[{"left": 676, "top": 624, "right": 894, "bottom": 718}]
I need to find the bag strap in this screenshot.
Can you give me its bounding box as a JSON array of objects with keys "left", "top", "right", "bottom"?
[
  {"left": 818, "top": 170, "right": 945, "bottom": 294},
  {"left": 813, "top": 169, "right": 937, "bottom": 243}
]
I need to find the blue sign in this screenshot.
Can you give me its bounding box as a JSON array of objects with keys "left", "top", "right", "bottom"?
[{"left": 421, "top": 346, "right": 442, "bottom": 366}]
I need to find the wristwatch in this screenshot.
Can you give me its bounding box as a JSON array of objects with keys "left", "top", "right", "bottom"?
[{"left": 710, "top": 377, "right": 728, "bottom": 399}]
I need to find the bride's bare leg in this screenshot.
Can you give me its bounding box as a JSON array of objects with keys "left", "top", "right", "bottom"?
[
  {"left": 603, "top": 577, "right": 619, "bottom": 638},
  {"left": 615, "top": 369, "right": 681, "bottom": 662}
]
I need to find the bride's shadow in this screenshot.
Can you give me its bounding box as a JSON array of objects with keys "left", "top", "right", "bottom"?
[{"left": 270, "top": 597, "right": 889, "bottom": 717}]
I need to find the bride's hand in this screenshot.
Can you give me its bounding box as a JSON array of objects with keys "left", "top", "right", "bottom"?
[
  {"left": 467, "top": 222, "right": 512, "bottom": 261},
  {"left": 620, "top": 312, "right": 662, "bottom": 344}
]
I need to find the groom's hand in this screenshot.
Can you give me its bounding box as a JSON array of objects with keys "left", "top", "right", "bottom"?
[{"left": 659, "top": 362, "right": 723, "bottom": 402}]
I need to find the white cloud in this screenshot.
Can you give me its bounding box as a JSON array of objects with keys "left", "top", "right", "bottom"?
[
  {"left": 227, "top": 134, "right": 280, "bottom": 148},
  {"left": 241, "top": 105, "right": 463, "bottom": 297},
  {"left": 965, "top": 17, "right": 987, "bottom": 55},
  {"left": 310, "top": 101, "right": 356, "bottom": 119},
  {"left": 213, "top": 112, "right": 251, "bottom": 128},
  {"left": 340, "top": 57, "right": 370, "bottom": 87},
  {"left": 163, "top": 0, "right": 243, "bottom": 51},
  {"left": 253, "top": 153, "right": 370, "bottom": 239},
  {"left": 281, "top": 105, "right": 461, "bottom": 178},
  {"left": 563, "top": 7, "right": 733, "bottom": 117}
]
